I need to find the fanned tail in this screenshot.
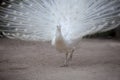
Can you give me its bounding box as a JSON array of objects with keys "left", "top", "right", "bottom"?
[{"left": 0, "top": 0, "right": 120, "bottom": 41}]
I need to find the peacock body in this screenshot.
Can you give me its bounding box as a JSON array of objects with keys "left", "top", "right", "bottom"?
[{"left": 0, "top": 0, "right": 120, "bottom": 66}]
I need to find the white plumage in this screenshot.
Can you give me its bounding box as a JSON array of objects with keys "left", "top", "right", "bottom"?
[{"left": 0, "top": 0, "right": 120, "bottom": 66}]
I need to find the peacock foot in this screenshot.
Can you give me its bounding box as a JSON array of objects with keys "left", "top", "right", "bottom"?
[{"left": 60, "top": 64, "right": 69, "bottom": 67}]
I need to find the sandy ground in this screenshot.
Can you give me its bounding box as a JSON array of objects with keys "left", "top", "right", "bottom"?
[{"left": 0, "top": 38, "right": 120, "bottom": 80}]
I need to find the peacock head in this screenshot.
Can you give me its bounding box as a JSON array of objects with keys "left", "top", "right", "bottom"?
[{"left": 57, "top": 25, "right": 61, "bottom": 32}]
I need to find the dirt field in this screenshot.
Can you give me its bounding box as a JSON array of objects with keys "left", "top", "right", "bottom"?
[{"left": 0, "top": 38, "right": 120, "bottom": 80}]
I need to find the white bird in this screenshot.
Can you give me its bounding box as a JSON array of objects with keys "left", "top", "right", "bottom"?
[{"left": 0, "top": 0, "right": 120, "bottom": 66}]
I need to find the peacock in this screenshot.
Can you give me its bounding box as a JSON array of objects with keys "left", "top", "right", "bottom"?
[{"left": 0, "top": 0, "right": 120, "bottom": 66}]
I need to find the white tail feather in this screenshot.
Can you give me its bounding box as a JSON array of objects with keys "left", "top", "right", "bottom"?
[{"left": 0, "top": 0, "right": 120, "bottom": 41}]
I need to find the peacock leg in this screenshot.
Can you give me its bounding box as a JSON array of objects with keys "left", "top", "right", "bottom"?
[
  {"left": 69, "top": 49, "right": 75, "bottom": 61},
  {"left": 61, "top": 52, "right": 69, "bottom": 67},
  {"left": 61, "top": 49, "right": 75, "bottom": 67}
]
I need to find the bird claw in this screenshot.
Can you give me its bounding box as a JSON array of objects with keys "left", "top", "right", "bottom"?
[{"left": 60, "top": 64, "right": 69, "bottom": 67}]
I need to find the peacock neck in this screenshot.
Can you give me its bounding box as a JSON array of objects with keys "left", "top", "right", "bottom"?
[
  {"left": 56, "top": 27, "right": 62, "bottom": 38},
  {"left": 51, "top": 25, "right": 64, "bottom": 46}
]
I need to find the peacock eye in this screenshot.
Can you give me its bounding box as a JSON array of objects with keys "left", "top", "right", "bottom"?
[
  {"left": 14, "top": 28, "right": 18, "bottom": 31},
  {"left": 19, "top": 12, "right": 23, "bottom": 16},
  {"left": 25, "top": 12, "right": 30, "bottom": 15},
  {"left": 1, "top": 2, "right": 6, "bottom": 5},
  {"left": 118, "top": 13, "right": 120, "bottom": 17},
  {"left": 29, "top": 4, "right": 33, "bottom": 7},
  {"left": 4, "top": 14, "right": 9, "bottom": 18},
  {"left": 7, "top": 5, "right": 12, "bottom": 8},
  {"left": 12, "top": 17, "right": 17, "bottom": 20},
  {"left": 6, "top": 23, "right": 10, "bottom": 27},
  {"left": 13, "top": 10, "right": 17, "bottom": 14},
  {"left": 19, "top": 22, "right": 23, "bottom": 25},
  {"left": 19, "top": 2, "right": 24, "bottom": 8},
  {"left": 9, "top": 0, "right": 14, "bottom": 2},
  {"left": 111, "top": 20, "right": 115, "bottom": 24}
]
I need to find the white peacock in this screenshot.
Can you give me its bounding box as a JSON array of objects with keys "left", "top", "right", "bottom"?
[{"left": 0, "top": 0, "right": 120, "bottom": 66}]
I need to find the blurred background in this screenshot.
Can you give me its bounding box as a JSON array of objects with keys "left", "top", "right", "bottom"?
[{"left": 85, "top": 26, "right": 120, "bottom": 39}]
